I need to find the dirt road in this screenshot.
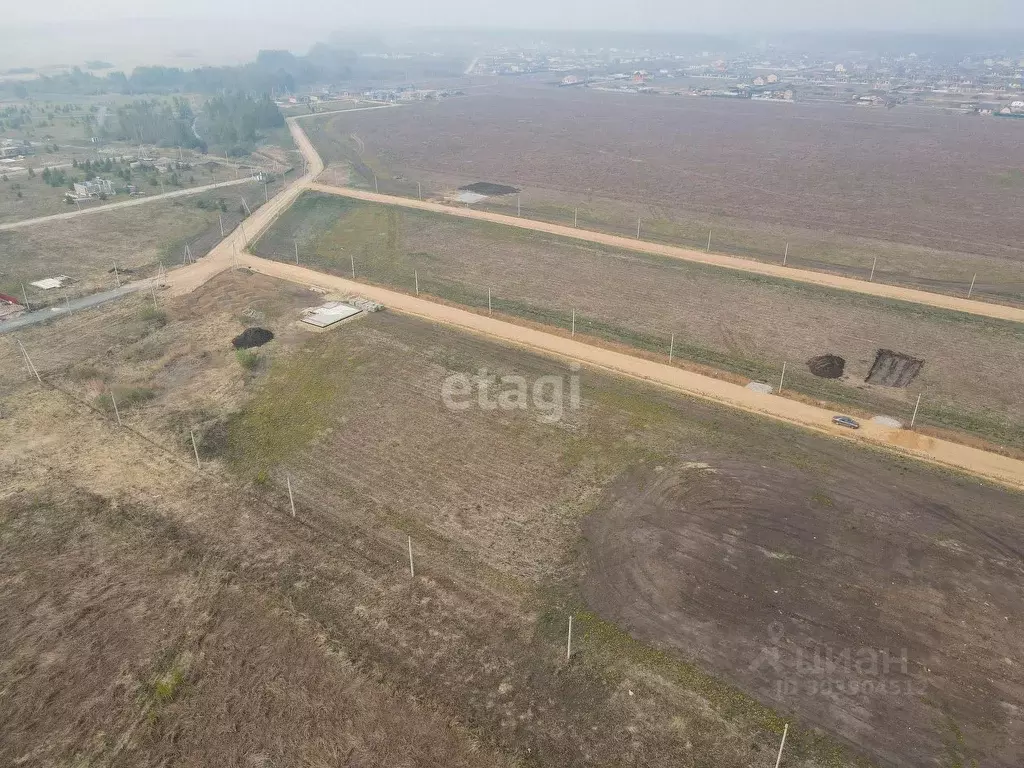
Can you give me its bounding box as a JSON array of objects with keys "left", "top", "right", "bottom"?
[
  {"left": 0, "top": 177, "right": 258, "bottom": 232},
  {"left": 219, "top": 252, "right": 1022, "bottom": 491},
  {"left": 157, "top": 112, "right": 1024, "bottom": 490},
  {"left": 308, "top": 182, "right": 1024, "bottom": 324},
  {"left": 165, "top": 117, "right": 321, "bottom": 295}
]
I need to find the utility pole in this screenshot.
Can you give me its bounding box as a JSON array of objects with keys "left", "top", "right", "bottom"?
[
  {"left": 190, "top": 430, "right": 201, "bottom": 469},
  {"left": 707, "top": 229, "right": 712, "bottom": 253},
  {"left": 910, "top": 393, "right": 922, "bottom": 429},
  {"left": 773, "top": 724, "right": 789, "bottom": 768},
  {"left": 264, "top": 182, "right": 269, "bottom": 203},
  {"left": 16, "top": 339, "right": 42, "bottom": 384},
  {"left": 415, "top": 270, "right": 419, "bottom": 295},
  {"left": 294, "top": 241, "right": 299, "bottom": 265},
  {"left": 373, "top": 173, "right": 378, "bottom": 194},
  {"left": 571, "top": 308, "right": 575, "bottom": 337},
  {"left": 517, "top": 195, "right": 521, "bottom": 216},
  {"left": 113, "top": 262, "right": 121, "bottom": 288},
  {"left": 350, "top": 253, "right": 355, "bottom": 279},
  {"left": 110, "top": 391, "right": 122, "bottom": 426},
  {"left": 784, "top": 243, "right": 789, "bottom": 266},
  {"left": 869, "top": 256, "right": 878, "bottom": 282},
  {"left": 219, "top": 212, "right": 225, "bottom": 237},
  {"left": 22, "top": 284, "right": 30, "bottom": 311},
  {"left": 488, "top": 287, "right": 492, "bottom": 315},
  {"left": 967, "top": 273, "right": 977, "bottom": 299},
  {"left": 574, "top": 207, "right": 578, "bottom": 227},
  {"left": 778, "top": 361, "right": 787, "bottom": 394},
  {"left": 636, "top": 216, "right": 641, "bottom": 239},
  {"left": 567, "top": 616, "right": 573, "bottom": 660},
  {"left": 669, "top": 333, "right": 674, "bottom": 363},
  {"left": 417, "top": 181, "right": 422, "bottom": 200}
]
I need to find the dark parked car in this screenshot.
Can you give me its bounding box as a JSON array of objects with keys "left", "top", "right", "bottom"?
[{"left": 831, "top": 415, "right": 860, "bottom": 429}]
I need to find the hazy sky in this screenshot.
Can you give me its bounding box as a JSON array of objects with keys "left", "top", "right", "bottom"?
[{"left": 6, "top": 0, "right": 1024, "bottom": 30}]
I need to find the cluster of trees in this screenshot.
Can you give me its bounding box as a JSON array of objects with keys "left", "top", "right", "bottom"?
[
  {"left": 40, "top": 167, "right": 69, "bottom": 187},
  {"left": 96, "top": 97, "right": 199, "bottom": 149},
  {"left": 194, "top": 197, "right": 229, "bottom": 212},
  {"left": 95, "top": 94, "right": 283, "bottom": 156},
  {"left": 200, "top": 94, "right": 284, "bottom": 155}
]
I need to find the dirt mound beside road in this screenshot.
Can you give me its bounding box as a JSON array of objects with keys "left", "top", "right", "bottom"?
[
  {"left": 806, "top": 353, "right": 845, "bottom": 379},
  {"left": 582, "top": 457, "right": 1024, "bottom": 767}
]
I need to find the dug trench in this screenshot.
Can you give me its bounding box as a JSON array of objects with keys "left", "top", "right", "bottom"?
[{"left": 582, "top": 457, "right": 1024, "bottom": 767}]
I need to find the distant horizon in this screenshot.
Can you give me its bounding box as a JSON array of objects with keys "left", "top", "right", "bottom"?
[
  {"left": 1, "top": 17, "right": 1021, "bottom": 73},
  {"left": 6, "top": 18, "right": 1024, "bottom": 35}
]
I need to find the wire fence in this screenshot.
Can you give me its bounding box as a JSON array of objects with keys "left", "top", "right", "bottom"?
[
  {"left": 343, "top": 175, "right": 1024, "bottom": 309},
  {"left": 253, "top": 244, "right": 1023, "bottom": 454}
]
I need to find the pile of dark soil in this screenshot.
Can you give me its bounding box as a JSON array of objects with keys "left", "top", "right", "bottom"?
[
  {"left": 865, "top": 349, "right": 924, "bottom": 387},
  {"left": 806, "top": 354, "right": 845, "bottom": 379},
  {"left": 459, "top": 181, "right": 520, "bottom": 196},
  {"left": 231, "top": 327, "right": 274, "bottom": 349}
]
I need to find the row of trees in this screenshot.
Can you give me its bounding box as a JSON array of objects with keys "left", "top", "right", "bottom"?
[{"left": 1, "top": 45, "right": 359, "bottom": 99}]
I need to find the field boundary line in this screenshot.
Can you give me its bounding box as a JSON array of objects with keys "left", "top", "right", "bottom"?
[
  {"left": 231, "top": 253, "right": 1024, "bottom": 493},
  {"left": 306, "top": 182, "right": 1024, "bottom": 324},
  {"left": 0, "top": 177, "right": 259, "bottom": 232}
]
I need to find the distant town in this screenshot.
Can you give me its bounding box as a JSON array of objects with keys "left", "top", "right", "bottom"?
[{"left": 463, "top": 44, "right": 1024, "bottom": 114}]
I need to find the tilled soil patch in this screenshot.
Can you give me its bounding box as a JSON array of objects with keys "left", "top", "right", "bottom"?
[
  {"left": 582, "top": 457, "right": 1024, "bottom": 767},
  {"left": 865, "top": 349, "right": 924, "bottom": 387}
]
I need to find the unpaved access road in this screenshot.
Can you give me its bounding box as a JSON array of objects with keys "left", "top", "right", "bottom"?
[
  {"left": 0, "top": 177, "right": 258, "bottom": 232},
  {"left": 307, "top": 182, "right": 1024, "bottom": 324},
  {"left": 165, "top": 117, "right": 322, "bottom": 295},
  {"left": 156, "top": 112, "right": 1024, "bottom": 490},
  {"left": 205, "top": 252, "right": 1022, "bottom": 491}
]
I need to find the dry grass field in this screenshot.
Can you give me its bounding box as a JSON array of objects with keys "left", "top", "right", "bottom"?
[
  {"left": 2, "top": 271, "right": 1024, "bottom": 767},
  {"left": 0, "top": 178, "right": 288, "bottom": 305},
  {"left": 303, "top": 85, "right": 1024, "bottom": 305},
  {"left": 252, "top": 193, "right": 1024, "bottom": 452}
]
